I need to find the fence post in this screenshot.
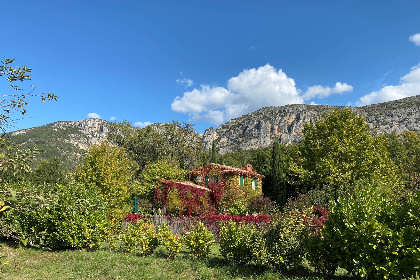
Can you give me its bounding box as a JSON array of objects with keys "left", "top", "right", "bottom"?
[{"left": 133, "top": 197, "right": 138, "bottom": 214}]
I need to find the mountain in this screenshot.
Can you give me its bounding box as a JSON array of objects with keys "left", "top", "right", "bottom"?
[
  {"left": 8, "top": 95, "right": 420, "bottom": 165},
  {"left": 9, "top": 118, "right": 110, "bottom": 168},
  {"left": 203, "top": 95, "right": 420, "bottom": 154}
]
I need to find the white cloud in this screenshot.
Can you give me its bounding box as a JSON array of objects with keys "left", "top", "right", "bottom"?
[
  {"left": 303, "top": 82, "right": 353, "bottom": 100},
  {"left": 110, "top": 116, "right": 117, "bottom": 121},
  {"left": 409, "top": 33, "right": 420, "bottom": 46},
  {"left": 134, "top": 121, "right": 152, "bottom": 128},
  {"left": 172, "top": 85, "right": 233, "bottom": 114},
  {"left": 171, "top": 64, "right": 352, "bottom": 125},
  {"left": 356, "top": 63, "right": 420, "bottom": 106},
  {"left": 87, "top": 112, "right": 101, "bottom": 119},
  {"left": 249, "top": 45, "right": 256, "bottom": 50},
  {"left": 176, "top": 78, "right": 193, "bottom": 88}
]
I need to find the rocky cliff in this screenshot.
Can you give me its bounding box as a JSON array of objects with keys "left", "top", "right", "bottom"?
[
  {"left": 203, "top": 95, "right": 420, "bottom": 154},
  {"left": 9, "top": 95, "right": 420, "bottom": 164}
]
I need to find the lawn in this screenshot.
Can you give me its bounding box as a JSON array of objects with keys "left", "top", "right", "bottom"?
[{"left": 0, "top": 240, "right": 353, "bottom": 280}]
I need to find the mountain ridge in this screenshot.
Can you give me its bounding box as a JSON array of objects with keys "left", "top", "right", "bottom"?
[{"left": 8, "top": 95, "right": 420, "bottom": 165}]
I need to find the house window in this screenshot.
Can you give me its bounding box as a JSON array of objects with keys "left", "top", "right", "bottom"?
[
  {"left": 239, "top": 175, "right": 244, "bottom": 186},
  {"left": 252, "top": 178, "right": 258, "bottom": 190},
  {"left": 205, "top": 176, "right": 209, "bottom": 187}
]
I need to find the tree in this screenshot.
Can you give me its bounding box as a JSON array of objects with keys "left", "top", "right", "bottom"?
[
  {"left": 74, "top": 141, "right": 138, "bottom": 217},
  {"left": 269, "top": 141, "right": 288, "bottom": 208},
  {"left": 382, "top": 131, "right": 420, "bottom": 192},
  {"left": 295, "top": 108, "right": 401, "bottom": 199},
  {"left": 137, "top": 160, "right": 187, "bottom": 201},
  {"left": 108, "top": 121, "right": 205, "bottom": 172},
  {"left": 30, "top": 157, "right": 68, "bottom": 185},
  {"left": 0, "top": 58, "right": 57, "bottom": 176},
  {"left": 210, "top": 139, "right": 218, "bottom": 163}
]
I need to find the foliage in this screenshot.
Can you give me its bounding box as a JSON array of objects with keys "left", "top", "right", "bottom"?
[
  {"left": 74, "top": 140, "right": 138, "bottom": 222},
  {"left": 307, "top": 188, "right": 420, "bottom": 279},
  {"left": 248, "top": 195, "right": 276, "bottom": 214},
  {"left": 382, "top": 131, "right": 420, "bottom": 192},
  {"left": 157, "top": 222, "right": 184, "bottom": 259},
  {"left": 138, "top": 160, "right": 187, "bottom": 202},
  {"left": 219, "top": 221, "right": 257, "bottom": 264},
  {"left": 0, "top": 58, "right": 57, "bottom": 176},
  {"left": 295, "top": 108, "right": 402, "bottom": 198},
  {"left": 264, "top": 205, "right": 311, "bottom": 270},
  {"left": 154, "top": 179, "right": 225, "bottom": 216},
  {"left": 0, "top": 58, "right": 57, "bottom": 131},
  {"left": 0, "top": 182, "right": 109, "bottom": 250},
  {"left": 184, "top": 221, "right": 214, "bottom": 259},
  {"left": 124, "top": 213, "right": 271, "bottom": 243},
  {"left": 108, "top": 121, "right": 205, "bottom": 172},
  {"left": 268, "top": 142, "right": 288, "bottom": 208},
  {"left": 0, "top": 199, "right": 9, "bottom": 214},
  {"left": 226, "top": 201, "right": 248, "bottom": 216},
  {"left": 30, "top": 157, "right": 68, "bottom": 185},
  {"left": 218, "top": 175, "right": 262, "bottom": 214},
  {"left": 119, "top": 220, "right": 159, "bottom": 256}
]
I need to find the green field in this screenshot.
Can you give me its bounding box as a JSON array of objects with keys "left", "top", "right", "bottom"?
[{"left": 0, "top": 240, "right": 355, "bottom": 280}]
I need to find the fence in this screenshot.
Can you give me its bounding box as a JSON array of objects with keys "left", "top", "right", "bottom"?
[{"left": 124, "top": 214, "right": 272, "bottom": 240}]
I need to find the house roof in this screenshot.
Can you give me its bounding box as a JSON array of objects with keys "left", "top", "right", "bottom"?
[
  {"left": 162, "top": 180, "right": 211, "bottom": 192},
  {"left": 188, "top": 163, "right": 265, "bottom": 179}
]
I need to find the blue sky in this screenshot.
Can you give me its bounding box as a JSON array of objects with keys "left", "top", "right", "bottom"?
[{"left": 2, "top": 0, "right": 420, "bottom": 133}]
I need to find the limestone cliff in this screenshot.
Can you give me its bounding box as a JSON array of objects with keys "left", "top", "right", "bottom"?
[{"left": 203, "top": 95, "right": 420, "bottom": 154}]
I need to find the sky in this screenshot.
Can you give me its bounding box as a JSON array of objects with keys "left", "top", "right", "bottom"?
[{"left": 1, "top": 0, "right": 420, "bottom": 133}]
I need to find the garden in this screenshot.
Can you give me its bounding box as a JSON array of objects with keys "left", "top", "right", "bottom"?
[{"left": 1, "top": 59, "right": 420, "bottom": 279}]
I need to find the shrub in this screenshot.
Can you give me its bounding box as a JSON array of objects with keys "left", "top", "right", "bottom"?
[
  {"left": 307, "top": 188, "right": 420, "bottom": 279},
  {"left": 0, "top": 182, "right": 109, "bottom": 250},
  {"left": 184, "top": 221, "right": 214, "bottom": 259},
  {"left": 226, "top": 201, "right": 248, "bottom": 216},
  {"left": 248, "top": 194, "right": 276, "bottom": 214},
  {"left": 157, "top": 222, "right": 184, "bottom": 259},
  {"left": 120, "top": 220, "right": 159, "bottom": 256},
  {"left": 219, "top": 221, "right": 257, "bottom": 264},
  {"left": 264, "top": 209, "right": 309, "bottom": 270}
]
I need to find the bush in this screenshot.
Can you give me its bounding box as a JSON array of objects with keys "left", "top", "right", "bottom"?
[
  {"left": 157, "top": 222, "right": 184, "bottom": 259},
  {"left": 306, "top": 188, "right": 420, "bottom": 279},
  {"left": 248, "top": 194, "right": 276, "bottom": 214},
  {"left": 219, "top": 221, "right": 258, "bottom": 264},
  {"left": 184, "top": 221, "right": 214, "bottom": 259},
  {"left": 0, "top": 182, "right": 109, "bottom": 250},
  {"left": 120, "top": 220, "right": 159, "bottom": 256},
  {"left": 264, "top": 209, "right": 309, "bottom": 270}
]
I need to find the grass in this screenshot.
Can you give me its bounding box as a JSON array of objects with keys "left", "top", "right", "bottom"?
[{"left": 0, "top": 240, "right": 353, "bottom": 280}]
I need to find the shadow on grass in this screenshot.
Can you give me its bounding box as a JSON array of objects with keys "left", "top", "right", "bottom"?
[{"left": 195, "top": 251, "right": 358, "bottom": 280}]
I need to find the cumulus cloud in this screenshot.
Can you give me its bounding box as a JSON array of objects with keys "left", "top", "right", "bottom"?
[
  {"left": 110, "top": 116, "right": 117, "bottom": 121},
  {"left": 171, "top": 64, "right": 352, "bottom": 125},
  {"left": 409, "top": 33, "right": 420, "bottom": 46},
  {"left": 134, "top": 121, "right": 152, "bottom": 128},
  {"left": 176, "top": 78, "right": 194, "bottom": 88},
  {"left": 87, "top": 112, "right": 101, "bottom": 119},
  {"left": 172, "top": 85, "right": 233, "bottom": 114},
  {"left": 303, "top": 82, "right": 353, "bottom": 100},
  {"left": 356, "top": 64, "right": 420, "bottom": 106}
]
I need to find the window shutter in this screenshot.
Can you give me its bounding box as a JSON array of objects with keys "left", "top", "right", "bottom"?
[
  {"left": 205, "top": 176, "right": 209, "bottom": 187},
  {"left": 254, "top": 178, "right": 258, "bottom": 190},
  {"left": 239, "top": 175, "right": 244, "bottom": 186}
]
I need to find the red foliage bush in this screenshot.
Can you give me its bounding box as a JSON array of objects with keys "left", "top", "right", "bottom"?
[{"left": 154, "top": 179, "right": 225, "bottom": 216}]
